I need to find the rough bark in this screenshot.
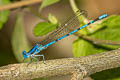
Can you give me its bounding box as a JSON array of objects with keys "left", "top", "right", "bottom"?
[{"left": 0, "top": 48, "right": 120, "bottom": 80}]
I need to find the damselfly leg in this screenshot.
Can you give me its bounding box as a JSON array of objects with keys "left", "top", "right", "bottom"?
[{"left": 33, "top": 54, "right": 45, "bottom": 63}]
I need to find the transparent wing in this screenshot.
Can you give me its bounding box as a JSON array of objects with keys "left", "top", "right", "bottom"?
[{"left": 40, "top": 10, "right": 87, "bottom": 45}]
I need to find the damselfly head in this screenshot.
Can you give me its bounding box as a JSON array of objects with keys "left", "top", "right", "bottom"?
[{"left": 22, "top": 50, "right": 28, "bottom": 59}]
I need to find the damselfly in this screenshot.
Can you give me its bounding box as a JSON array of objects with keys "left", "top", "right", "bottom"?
[{"left": 22, "top": 10, "right": 108, "bottom": 63}]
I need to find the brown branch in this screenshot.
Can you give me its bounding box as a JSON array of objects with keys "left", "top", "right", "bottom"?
[
  {"left": 75, "top": 33, "right": 120, "bottom": 45},
  {"left": 0, "top": 0, "right": 42, "bottom": 11},
  {"left": 0, "top": 49, "right": 120, "bottom": 80}
]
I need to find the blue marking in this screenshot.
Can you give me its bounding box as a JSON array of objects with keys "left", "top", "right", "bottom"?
[
  {"left": 47, "top": 42, "right": 52, "bottom": 46},
  {"left": 45, "top": 43, "right": 50, "bottom": 47},
  {"left": 80, "top": 26, "right": 82, "bottom": 29},
  {"left": 80, "top": 24, "right": 88, "bottom": 29},
  {"left": 45, "top": 40, "right": 57, "bottom": 47},
  {"left": 27, "top": 44, "right": 39, "bottom": 55},
  {"left": 98, "top": 14, "right": 108, "bottom": 19},
  {"left": 33, "top": 49, "right": 37, "bottom": 55},
  {"left": 29, "top": 46, "right": 35, "bottom": 53},
  {"left": 22, "top": 51, "right": 28, "bottom": 58},
  {"left": 74, "top": 29, "right": 79, "bottom": 33},
  {"left": 81, "top": 25, "right": 84, "bottom": 29},
  {"left": 84, "top": 24, "right": 88, "bottom": 27},
  {"left": 50, "top": 40, "right": 56, "bottom": 44},
  {"left": 69, "top": 29, "right": 79, "bottom": 35},
  {"left": 69, "top": 30, "right": 74, "bottom": 35},
  {"left": 80, "top": 25, "right": 84, "bottom": 29},
  {"left": 68, "top": 31, "right": 72, "bottom": 35},
  {"left": 90, "top": 20, "right": 94, "bottom": 24}
]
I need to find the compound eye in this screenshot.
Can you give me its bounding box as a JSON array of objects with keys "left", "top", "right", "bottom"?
[{"left": 22, "top": 51, "right": 26, "bottom": 54}]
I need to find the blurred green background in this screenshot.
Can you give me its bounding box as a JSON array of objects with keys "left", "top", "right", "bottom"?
[{"left": 0, "top": 0, "right": 120, "bottom": 80}]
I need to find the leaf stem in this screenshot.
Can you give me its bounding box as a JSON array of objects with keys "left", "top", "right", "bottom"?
[
  {"left": 69, "top": 0, "right": 88, "bottom": 23},
  {"left": 69, "top": 0, "right": 79, "bottom": 13}
]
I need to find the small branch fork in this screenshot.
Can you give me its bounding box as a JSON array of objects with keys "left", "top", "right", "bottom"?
[{"left": 0, "top": 48, "right": 120, "bottom": 80}]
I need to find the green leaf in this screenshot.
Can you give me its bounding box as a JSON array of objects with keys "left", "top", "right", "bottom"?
[
  {"left": 39, "top": 0, "right": 60, "bottom": 11},
  {"left": 72, "top": 15, "right": 120, "bottom": 80},
  {"left": 0, "top": 0, "right": 10, "bottom": 29},
  {"left": 73, "top": 15, "right": 120, "bottom": 57},
  {"left": 72, "top": 38, "right": 107, "bottom": 57},
  {"left": 48, "top": 13, "right": 58, "bottom": 24},
  {"left": 87, "top": 15, "right": 120, "bottom": 34},
  {"left": 34, "top": 22, "right": 58, "bottom": 36},
  {"left": 91, "top": 15, "right": 120, "bottom": 49},
  {"left": 11, "top": 13, "right": 31, "bottom": 62},
  {"left": 0, "top": 21, "right": 3, "bottom": 29},
  {"left": 91, "top": 67, "right": 120, "bottom": 80},
  {"left": 100, "top": 15, "right": 120, "bottom": 28}
]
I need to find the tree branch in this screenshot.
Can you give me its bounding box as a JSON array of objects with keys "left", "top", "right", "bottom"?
[
  {"left": 0, "top": 0, "right": 42, "bottom": 11},
  {"left": 0, "top": 48, "right": 120, "bottom": 80}
]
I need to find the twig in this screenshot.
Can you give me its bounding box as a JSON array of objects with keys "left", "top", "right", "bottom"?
[
  {"left": 0, "top": 0, "right": 42, "bottom": 11},
  {"left": 0, "top": 48, "right": 120, "bottom": 80},
  {"left": 75, "top": 33, "right": 120, "bottom": 45}
]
